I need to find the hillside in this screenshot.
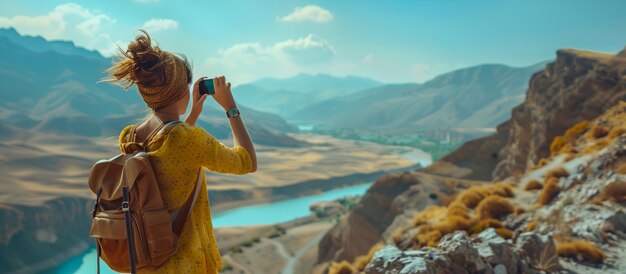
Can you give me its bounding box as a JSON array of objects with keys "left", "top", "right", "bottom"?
[
  {"left": 314, "top": 46, "right": 626, "bottom": 273},
  {"left": 233, "top": 73, "right": 382, "bottom": 117},
  {"left": 293, "top": 63, "right": 546, "bottom": 130}
]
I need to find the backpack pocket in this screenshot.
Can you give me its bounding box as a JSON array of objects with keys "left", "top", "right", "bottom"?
[
  {"left": 141, "top": 208, "right": 176, "bottom": 260},
  {"left": 90, "top": 210, "right": 140, "bottom": 272}
]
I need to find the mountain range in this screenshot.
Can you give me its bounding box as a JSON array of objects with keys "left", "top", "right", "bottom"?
[
  {"left": 0, "top": 27, "right": 304, "bottom": 147},
  {"left": 292, "top": 62, "right": 547, "bottom": 130}
]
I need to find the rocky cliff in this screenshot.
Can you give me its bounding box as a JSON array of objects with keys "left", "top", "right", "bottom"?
[
  {"left": 0, "top": 197, "right": 93, "bottom": 274},
  {"left": 315, "top": 46, "right": 626, "bottom": 273},
  {"left": 427, "top": 47, "right": 626, "bottom": 181}
]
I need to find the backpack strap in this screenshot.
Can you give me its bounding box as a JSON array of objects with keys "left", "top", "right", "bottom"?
[
  {"left": 125, "top": 120, "right": 181, "bottom": 153},
  {"left": 171, "top": 167, "right": 204, "bottom": 237}
]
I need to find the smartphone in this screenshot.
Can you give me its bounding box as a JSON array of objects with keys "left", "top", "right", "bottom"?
[{"left": 199, "top": 78, "right": 215, "bottom": 96}]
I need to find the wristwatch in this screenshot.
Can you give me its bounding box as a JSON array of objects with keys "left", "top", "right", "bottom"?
[{"left": 226, "top": 107, "right": 240, "bottom": 118}]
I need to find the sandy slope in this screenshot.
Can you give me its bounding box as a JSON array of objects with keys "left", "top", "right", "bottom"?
[{"left": 0, "top": 131, "right": 418, "bottom": 206}]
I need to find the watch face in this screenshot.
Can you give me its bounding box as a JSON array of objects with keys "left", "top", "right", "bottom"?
[{"left": 228, "top": 108, "right": 239, "bottom": 117}]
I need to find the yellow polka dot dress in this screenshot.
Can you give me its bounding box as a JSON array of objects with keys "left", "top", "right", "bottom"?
[{"left": 118, "top": 121, "right": 253, "bottom": 273}]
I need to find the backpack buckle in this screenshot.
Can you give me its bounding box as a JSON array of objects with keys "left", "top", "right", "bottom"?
[{"left": 122, "top": 201, "right": 130, "bottom": 211}]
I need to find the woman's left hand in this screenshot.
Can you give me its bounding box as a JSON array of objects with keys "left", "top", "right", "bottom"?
[
  {"left": 185, "top": 77, "right": 209, "bottom": 126},
  {"left": 191, "top": 77, "right": 209, "bottom": 114}
]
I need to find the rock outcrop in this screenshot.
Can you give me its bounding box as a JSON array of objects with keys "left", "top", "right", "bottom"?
[
  {"left": 364, "top": 229, "right": 560, "bottom": 274},
  {"left": 316, "top": 46, "right": 626, "bottom": 273},
  {"left": 429, "top": 47, "right": 626, "bottom": 181}
]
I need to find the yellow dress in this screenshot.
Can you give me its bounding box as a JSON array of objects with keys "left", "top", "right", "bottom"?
[{"left": 118, "top": 121, "right": 253, "bottom": 274}]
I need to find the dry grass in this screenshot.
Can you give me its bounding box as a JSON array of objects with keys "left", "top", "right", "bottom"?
[
  {"left": 495, "top": 228, "right": 513, "bottom": 239},
  {"left": 470, "top": 218, "right": 503, "bottom": 234},
  {"left": 475, "top": 195, "right": 514, "bottom": 220},
  {"left": 391, "top": 227, "right": 405, "bottom": 246},
  {"left": 455, "top": 183, "right": 514, "bottom": 208},
  {"left": 557, "top": 240, "right": 604, "bottom": 264},
  {"left": 527, "top": 221, "right": 539, "bottom": 232},
  {"left": 524, "top": 180, "right": 543, "bottom": 191},
  {"left": 352, "top": 243, "right": 384, "bottom": 271},
  {"left": 538, "top": 177, "right": 560, "bottom": 205},
  {"left": 328, "top": 260, "right": 357, "bottom": 274},
  {"left": 514, "top": 207, "right": 526, "bottom": 215},
  {"left": 456, "top": 187, "right": 486, "bottom": 208},
  {"left": 590, "top": 125, "right": 609, "bottom": 139},
  {"left": 564, "top": 152, "right": 577, "bottom": 162},
  {"left": 608, "top": 127, "right": 626, "bottom": 139},
  {"left": 582, "top": 139, "right": 610, "bottom": 154},
  {"left": 411, "top": 206, "right": 446, "bottom": 226},
  {"left": 416, "top": 230, "right": 442, "bottom": 246},
  {"left": 546, "top": 167, "right": 569, "bottom": 179},
  {"left": 433, "top": 215, "right": 472, "bottom": 235},
  {"left": 446, "top": 201, "right": 469, "bottom": 219},
  {"left": 550, "top": 136, "right": 566, "bottom": 155},
  {"left": 599, "top": 181, "right": 626, "bottom": 203},
  {"left": 550, "top": 120, "right": 589, "bottom": 155}
]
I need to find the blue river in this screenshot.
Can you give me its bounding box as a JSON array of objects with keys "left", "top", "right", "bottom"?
[{"left": 49, "top": 182, "right": 374, "bottom": 274}]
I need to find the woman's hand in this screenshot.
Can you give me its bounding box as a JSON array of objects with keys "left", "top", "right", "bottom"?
[
  {"left": 212, "top": 75, "right": 237, "bottom": 111},
  {"left": 191, "top": 77, "right": 210, "bottom": 113},
  {"left": 185, "top": 77, "right": 209, "bottom": 126}
]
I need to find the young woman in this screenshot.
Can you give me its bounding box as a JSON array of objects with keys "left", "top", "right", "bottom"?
[{"left": 103, "top": 29, "right": 257, "bottom": 273}]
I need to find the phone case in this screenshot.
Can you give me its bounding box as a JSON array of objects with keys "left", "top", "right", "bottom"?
[{"left": 199, "top": 79, "right": 215, "bottom": 95}]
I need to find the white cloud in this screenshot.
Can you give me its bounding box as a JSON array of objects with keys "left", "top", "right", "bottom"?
[
  {"left": 278, "top": 5, "right": 333, "bottom": 23},
  {"left": 203, "top": 34, "right": 336, "bottom": 83},
  {"left": 0, "top": 3, "right": 117, "bottom": 56},
  {"left": 141, "top": 18, "right": 179, "bottom": 33}
]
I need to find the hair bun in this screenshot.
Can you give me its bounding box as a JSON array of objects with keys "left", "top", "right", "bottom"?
[{"left": 126, "top": 29, "right": 167, "bottom": 88}]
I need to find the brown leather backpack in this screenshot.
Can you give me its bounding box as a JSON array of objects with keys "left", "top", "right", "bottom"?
[{"left": 88, "top": 120, "right": 203, "bottom": 274}]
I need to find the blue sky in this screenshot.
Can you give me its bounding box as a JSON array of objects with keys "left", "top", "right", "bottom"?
[{"left": 1, "top": 0, "right": 625, "bottom": 84}]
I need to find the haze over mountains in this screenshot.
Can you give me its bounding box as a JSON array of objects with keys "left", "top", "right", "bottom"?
[
  {"left": 292, "top": 62, "right": 547, "bottom": 130},
  {"left": 0, "top": 27, "right": 303, "bottom": 146}
]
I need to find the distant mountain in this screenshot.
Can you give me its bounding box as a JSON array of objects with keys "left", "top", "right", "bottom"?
[
  {"left": 0, "top": 29, "right": 304, "bottom": 147},
  {"left": 249, "top": 73, "right": 382, "bottom": 98},
  {"left": 233, "top": 73, "right": 383, "bottom": 117},
  {"left": 0, "top": 27, "right": 103, "bottom": 60},
  {"left": 293, "top": 63, "right": 547, "bottom": 130}
]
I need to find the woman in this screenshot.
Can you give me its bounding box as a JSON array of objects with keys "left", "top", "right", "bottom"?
[{"left": 103, "top": 29, "right": 257, "bottom": 273}]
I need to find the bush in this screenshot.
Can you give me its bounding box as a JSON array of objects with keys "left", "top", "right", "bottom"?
[
  {"left": 475, "top": 195, "right": 514, "bottom": 220},
  {"left": 446, "top": 201, "right": 469, "bottom": 219},
  {"left": 524, "top": 180, "right": 543, "bottom": 191},
  {"left": 590, "top": 125, "right": 609, "bottom": 139},
  {"left": 527, "top": 221, "right": 539, "bottom": 232},
  {"left": 433, "top": 215, "right": 471, "bottom": 235},
  {"left": 538, "top": 177, "right": 560, "bottom": 205},
  {"left": 416, "top": 230, "right": 442, "bottom": 246},
  {"left": 470, "top": 218, "right": 503, "bottom": 234},
  {"left": 599, "top": 181, "right": 626, "bottom": 202},
  {"left": 557, "top": 240, "right": 604, "bottom": 264},
  {"left": 353, "top": 243, "right": 384, "bottom": 271},
  {"left": 550, "top": 136, "right": 566, "bottom": 155},
  {"left": 565, "top": 120, "right": 590, "bottom": 140},
  {"left": 495, "top": 228, "right": 513, "bottom": 239},
  {"left": 455, "top": 183, "right": 513, "bottom": 209},
  {"left": 457, "top": 187, "right": 486, "bottom": 208},
  {"left": 608, "top": 127, "right": 626, "bottom": 139},
  {"left": 546, "top": 167, "right": 569, "bottom": 179},
  {"left": 328, "top": 260, "right": 357, "bottom": 274}
]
